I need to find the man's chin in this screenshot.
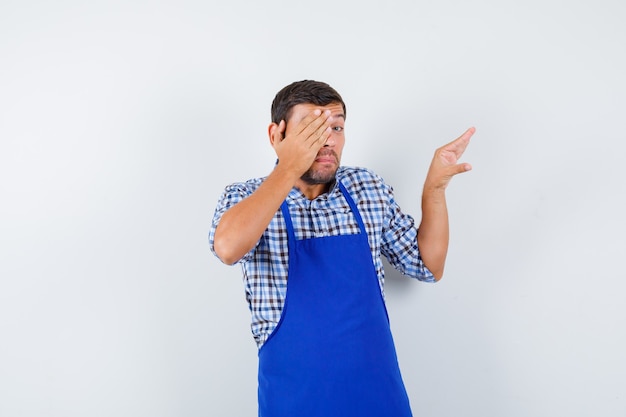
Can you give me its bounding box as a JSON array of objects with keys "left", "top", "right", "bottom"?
[{"left": 300, "top": 166, "right": 338, "bottom": 185}]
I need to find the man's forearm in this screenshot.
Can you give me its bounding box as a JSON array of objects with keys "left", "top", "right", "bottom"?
[
  {"left": 417, "top": 127, "right": 474, "bottom": 280},
  {"left": 417, "top": 187, "right": 449, "bottom": 281}
]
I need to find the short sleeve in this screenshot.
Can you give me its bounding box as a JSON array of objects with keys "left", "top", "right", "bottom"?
[
  {"left": 380, "top": 186, "right": 435, "bottom": 283},
  {"left": 208, "top": 182, "right": 259, "bottom": 264}
]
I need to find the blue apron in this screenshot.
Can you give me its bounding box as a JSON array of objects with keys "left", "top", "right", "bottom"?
[{"left": 258, "top": 181, "right": 413, "bottom": 417}]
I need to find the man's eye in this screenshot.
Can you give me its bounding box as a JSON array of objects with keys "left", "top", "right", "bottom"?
[{"left": 332, "top": 126, "right": 344, "bottom": 132}]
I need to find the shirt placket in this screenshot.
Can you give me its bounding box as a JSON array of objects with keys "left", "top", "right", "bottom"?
[{"left": 310, "top": 197, "right": 330, "bottom": 238}]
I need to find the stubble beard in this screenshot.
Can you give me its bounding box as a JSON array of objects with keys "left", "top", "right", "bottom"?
[{"left": 300, "top": 166, "right": 338, "bottom": 185}]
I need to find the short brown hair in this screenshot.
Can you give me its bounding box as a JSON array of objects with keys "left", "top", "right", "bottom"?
[{"left": 271, "top": 80, "right": 346, "bottom": 124}]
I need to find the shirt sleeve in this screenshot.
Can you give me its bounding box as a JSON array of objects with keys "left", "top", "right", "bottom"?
[
  {"left": 208, "top": 182, "right": 258, "bottom": 265},
  {"left": 380, "top": 184, "right": 436, "bottom": 283}
]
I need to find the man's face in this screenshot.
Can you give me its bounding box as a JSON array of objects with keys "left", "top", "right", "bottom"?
[{"left": 286, "top": 102, "right": 346, "bottom": 185}]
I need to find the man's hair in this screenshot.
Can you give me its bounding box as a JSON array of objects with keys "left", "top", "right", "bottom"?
[{"left": 271, "top": 80, "right": 346, "bottom": 124}]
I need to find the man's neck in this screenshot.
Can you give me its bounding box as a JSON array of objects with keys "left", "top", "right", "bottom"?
[{"left": 294, "top": 179, "right": 332, "bottom": 200}]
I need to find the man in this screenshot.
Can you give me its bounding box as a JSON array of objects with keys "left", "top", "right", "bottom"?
[{"left": 209, "top": 80, "right": 473, "bottom": 417}]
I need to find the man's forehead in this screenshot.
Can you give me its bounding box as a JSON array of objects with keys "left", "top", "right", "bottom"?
[{"left": 290, "top": 102, "right": 345, "bottom": 120}]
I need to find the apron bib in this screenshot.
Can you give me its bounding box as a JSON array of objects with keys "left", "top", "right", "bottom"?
[{"left": 258, "top": 181, "right": 413, "bottom": 417}]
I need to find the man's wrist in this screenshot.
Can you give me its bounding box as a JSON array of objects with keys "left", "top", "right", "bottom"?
[
  {"left": 272, "top": 161, "right": 302, "bottom": 184},
  {"left": 422, "top": 182, "right": 447, "bottom": 204},
  {"left": 423, "top": 181, "right": 447, "bottom": 194}
]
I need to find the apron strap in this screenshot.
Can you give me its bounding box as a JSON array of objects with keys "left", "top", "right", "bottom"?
[
  {"left": 337, "top": 181, "right": 367, "bottom": 234},
  {"left": 280, "top": 200, "right": 297, "bottom": 254},
  {"left": 280, "top": 180, "right": 367, "bottom": 243}
]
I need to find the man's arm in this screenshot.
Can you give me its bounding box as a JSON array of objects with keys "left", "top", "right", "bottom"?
[
  {"left": 213, "top": 109, "right": 332, "bottom": 265},
  {"left": 417, "top": 127, "right": 474, "bottom": 280}
]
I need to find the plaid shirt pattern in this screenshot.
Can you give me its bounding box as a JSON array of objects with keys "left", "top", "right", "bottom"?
[{"left": 209, "top": 166, "right": 434, "bottom": 348}]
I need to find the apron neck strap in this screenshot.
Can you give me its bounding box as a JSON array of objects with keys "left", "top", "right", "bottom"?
[
  {"left": 280, "top": 180, "right": 367, "bottom": 244},
  {"left": 337, "top": 181, "right": 367, "bottom": 233}
]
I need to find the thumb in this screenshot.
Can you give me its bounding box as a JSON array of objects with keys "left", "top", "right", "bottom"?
[
  {"left": 451, "top": 163, "right": 472, "bottom": 176},
  {"left": 444, "top": 163, "right": 472, "bottom": 181}
]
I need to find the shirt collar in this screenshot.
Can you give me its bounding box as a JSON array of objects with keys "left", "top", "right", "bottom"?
[{"left": 286, "top": 176, "right": 341, "bottom": 203}]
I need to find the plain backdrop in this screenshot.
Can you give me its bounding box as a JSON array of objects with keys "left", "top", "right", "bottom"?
[{"left": 1, "top": 0, "right": 625, "bottom": 416}]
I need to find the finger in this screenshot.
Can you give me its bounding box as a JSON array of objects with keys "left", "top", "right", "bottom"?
[
  {"left": 301, "top": 110, "right": 332, "bottom": 141},
  {"left": 435, "top": 164, "right": 472, "bottom": 189},
  {"left": 294, "top": 109, "right": 325, "bottom": 137},
  {"left": 308, "top": 111, "right": 332, "bottom": 147},
  {"left": 443, "top": 127, "right": 475, "bottom": 158},
  {"left": 449, "top": 162, "right": 473, "bottom": 178},
  {"left": 449, "top": 127, "right": 474, "bottom": 149},
  {"left": 309, "top": 126, "right": 332, "bottom": 149}
]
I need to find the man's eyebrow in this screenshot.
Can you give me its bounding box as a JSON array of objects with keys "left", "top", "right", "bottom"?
[{"left": 332, "top": 113, "right": 346, "bottom": 120}]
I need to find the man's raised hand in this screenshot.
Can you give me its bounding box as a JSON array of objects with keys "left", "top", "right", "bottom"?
[
  {"left": 270, "top": 109, "right": 332, "bottom": 178},
  {"left": 424, "top": 127, "right": 475, "bottom": 191}
]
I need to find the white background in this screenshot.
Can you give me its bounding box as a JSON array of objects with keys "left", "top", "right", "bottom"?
[{"left": 1, "top": 0, "right": 625, "bottom": 416}]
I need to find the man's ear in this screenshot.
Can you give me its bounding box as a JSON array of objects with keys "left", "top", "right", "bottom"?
[
  {"left": 268, "top": 123, "right": 278, "bottom": 146},
  {"left": 268, "top": 120, "right": 285, "bottom": 146}
]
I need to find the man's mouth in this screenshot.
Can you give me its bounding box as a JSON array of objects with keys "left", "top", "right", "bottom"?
[{"left": 315, "top": 150, "right": 337, "bottom": 164}]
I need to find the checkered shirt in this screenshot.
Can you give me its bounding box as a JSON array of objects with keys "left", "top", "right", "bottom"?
[{"left": 209, "top": 166, "right": 434, "bottom": 348}]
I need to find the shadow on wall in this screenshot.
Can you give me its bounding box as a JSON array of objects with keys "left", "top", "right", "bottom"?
[{"left": 382, "top": 257, "right": 419, "bottom": 299}]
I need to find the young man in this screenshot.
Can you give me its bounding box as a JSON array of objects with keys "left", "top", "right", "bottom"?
[{"left": 209, "top": 80, "right": 473, "bottom": 417}]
